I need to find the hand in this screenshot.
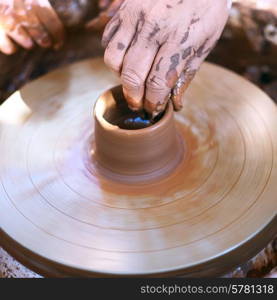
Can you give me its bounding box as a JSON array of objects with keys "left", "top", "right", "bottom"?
[
  {"left": 86, "top": 0, "right": 124, "bottom": 31},
  {"left": 101, "top": 0, "right": 229, "bottom": 116},
  {"left": 0, "top": 0, "right": 65, "bottom": 55}
]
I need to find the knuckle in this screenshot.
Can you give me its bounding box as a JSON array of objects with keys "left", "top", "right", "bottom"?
[
  {"left": 146, "top": 75, "right": 168, "bottom": 94},
  {"left": 139, "top": 19, "right": 161, "bottom": 41},
  {"left": 121, "top": 69, "right": 143, "bottom": 90},
  {"left": 124, "top": 10, "right": 138, "bottom": 27},
  {"left": 144, "top": 18, "right": 158, "bottom": 31}
]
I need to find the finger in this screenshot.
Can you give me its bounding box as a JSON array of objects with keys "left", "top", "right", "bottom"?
[
  {"left": 7, "top": 24, "right": 34, "bottom": 50},
  {"left": 144, "top": 45, "right": 183, "bottom": 116},
  {"left": 26, "top": 24, "right": 51, "bottom": 48},
  {"left": 0, "top": 28, "right": 17, "bottom": 54},
  {"left": 171, "top": 37, "right": 216, "bottom": 110},
  {"left": 18, "top": 2, "right": 52, "bottom": 48},
  {"left": 167, "top": 13, "right": 220, "bottom": 112},
  {"left": 103, "top": 20, "right": 136, "bottom": 75},
  {"left": 0, "top": 9, "right": 33, "bottom": 50},
  {"left": 101, "top": 14, "right": 122, "bottom": 48},
  {"left": 171, "top": 69, "right": 196, "bottom": 111},
  {"left": 120, "top": 22, "right": 161, "bottom": 111},
  {"left": 33, "top": 0, "right": 65, "bottom": 49}
]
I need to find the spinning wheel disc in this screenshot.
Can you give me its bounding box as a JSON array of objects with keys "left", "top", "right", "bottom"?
[{"left": 0, "top": 58, "right": 276, "bottom": 277}]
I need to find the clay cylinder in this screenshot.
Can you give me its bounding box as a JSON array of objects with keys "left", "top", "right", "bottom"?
[{"left": 94, "top": 86, "right": 184, "bottom": 182}]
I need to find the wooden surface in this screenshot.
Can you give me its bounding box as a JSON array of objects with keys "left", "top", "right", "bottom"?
[{"left": 0, "top": 58, "right": 276, "bottom": 277}]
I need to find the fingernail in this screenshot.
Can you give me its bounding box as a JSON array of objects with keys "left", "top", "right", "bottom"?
[{"left": 122, "top": 87, "right": 142, "bottom": 111}]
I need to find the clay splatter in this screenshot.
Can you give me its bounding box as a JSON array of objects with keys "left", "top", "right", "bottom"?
[
  {"left": 191, "top": 17, "right": 200, "bottom": 24},
  {"left": 132, "top": 11, "right": 146, "bottom": 46},
  {"left": 180, "top": 29, "right": 189, "bottom": 44},
  {"left": 155, "top": 57, "right": 163, "bottom": 71},
  {"left": 117, "top": 42, "right": 125, "bottom": 50},
  {"left": 148, "top": 23, "right": 160, "bottom": 41},
  {"left": 182, "top": 46, "right": 193, "bottom": 60},
  {"left": 196, "top": 38, "right": 209, "bottom": 57},
  {"left": 166, "top": 53, "right": 180, "bottom": 87}
]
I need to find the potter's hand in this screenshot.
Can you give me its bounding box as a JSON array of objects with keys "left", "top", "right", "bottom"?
[
  {"left": 0, "top": 0, "right": 64, "bottom": 55},
  {"left": 101, "top": 0, "right": 229, "bottom": 116}
]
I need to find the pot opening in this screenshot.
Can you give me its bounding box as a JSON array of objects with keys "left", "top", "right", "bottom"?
[{"left": 103, "top": 86, "right": 164, "bottom": 130}]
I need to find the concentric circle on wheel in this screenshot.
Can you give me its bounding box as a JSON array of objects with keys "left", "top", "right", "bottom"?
[{"left": 0, "top": 58, "right": 276, "bottom": 277}]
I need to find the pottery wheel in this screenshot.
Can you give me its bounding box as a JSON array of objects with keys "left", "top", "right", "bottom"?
[{"left": 0, "top": 58, "right": 276, "bottom": 277}]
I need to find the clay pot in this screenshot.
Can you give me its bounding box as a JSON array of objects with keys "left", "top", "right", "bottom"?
[{"left": 93, "top": 86, "right": 184, "bottom": 182}]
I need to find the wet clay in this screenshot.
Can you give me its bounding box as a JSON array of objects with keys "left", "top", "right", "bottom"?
[
  {"left": 94, "top": 85, "right": 184, "bottom": 181},
  {"left": 103, "top": 86, "right": 164, "bottom": 130}
]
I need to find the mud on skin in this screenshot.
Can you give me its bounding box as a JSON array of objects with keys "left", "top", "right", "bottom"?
[{"left": 101, "top": 0, "right": 229, "bottom": 115}]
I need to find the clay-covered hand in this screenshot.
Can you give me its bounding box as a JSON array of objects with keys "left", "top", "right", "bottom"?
[
  {"left": 0, "top": 0, "right": 64, "bottom": 55},
  {"left": 101, "top": 0, "right": 229, "bottom": 116}
]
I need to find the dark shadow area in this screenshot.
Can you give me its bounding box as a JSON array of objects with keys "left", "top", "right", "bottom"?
[{"left": 104, "top": 86, "right": 164, "bottom": 130}]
